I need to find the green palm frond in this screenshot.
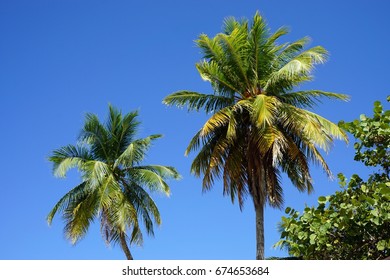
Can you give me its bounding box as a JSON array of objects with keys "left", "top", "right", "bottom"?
[
  {"left": 278, "top": 104, "right": 343, "bottom": 153},
  {"left": 305, "top": 110, "right": 348, "bottom": 142},
  {"left": 307, "top": 141, "right": 332, "bottom": 178},
  {"left": 217, "top": 28, "right": 250, "bottom": 89},
  {"left": 280, "top": 90, "right": 349, "bottom": 108},
  {"left": 80, "top": 113, "right": 108, "bottom": 145},
  {"left": 199, "top": 136, "right": 230, "bottom": 191},
  {"left": 222, "top": 137, "right": 248, "bottom": 207},
  {"left": 196, "top": 34, "right": 225, "bottom": 62},
  {"left": 185, "top": 129, "right": 203, "bottom": 156},
  {"left": 266, "top": 26, "right": 289, "bottom": 45},
  {"left": 251, "top": 94, "right": 280, "bottom": 127},
  {"left": 163, "top": 90, "right": 234, "bottom": 113},
  {"left": 200, "top": 107, "right": 232, "bottom": 137},
  {"left": 50, "top": 144, "right": 92, "bottom": 177},
  {"left": 277, "top": 37, "right": 311, "bottom": 62},
  {"left": 108, "top": 192, "right": 139, "bottom": 233},
  {"left": 115, "top": 134, "right": 162, "bottom": 168},
  {"left": 82, "top": 160, "right": 111, "bottom": 186},
  {"left": 265, "top": 46, "right": 329, "bottom": 93},
  {"left": 196, "top": 61, "right": 242, "bottom": 96},
  {"left": 139, "top": 165, "right": 181, "bottom": 180},
  {"left": 222, "top": 16, "right": 245, "bottom": 35},
  {"left": 122, "top": 182, "right": 162, "bottom": 232},
  {"left": 63, "top": 187, "right": 99, "bottom": 244},
  {"left": 107, "top": 106, "right": 139, "bottom": 158},
  {"left": 47, "top": 181, "right": 89, "bottom": 225},
  {"left": 127, "top": 167, "right": 172, "bottom": 195},
  {"left": 189, "top": 129, "right": 223, "bottom": 181}
]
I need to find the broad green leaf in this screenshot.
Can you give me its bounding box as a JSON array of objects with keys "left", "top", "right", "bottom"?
[{"left": 318, "top": 196, "right": 327, "bottom": 204}]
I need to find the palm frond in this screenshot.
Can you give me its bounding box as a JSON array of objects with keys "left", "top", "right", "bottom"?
[
  {"left": 82, "top": 160, "right": 111, "bottom": 186},
  {"left": 266, "top": 26, "right": 289, "bottom": 45},
  {"left": 276, "top": 37, "right": 311, "bottom": 62},
  {"left": 251, "top": 94, "right": 279, "bottom": 128},
  {"left": 49, "top": 144, "right": 92, "bottom": 177},
  {"left": 47, "top": 181, "right": 89, "bottom": 225},
  {"left": 217, "top": 27, "right": 250, "bottom": 89},
  {"left": 265, "top": 46, "right": 328, "bottom": 92},
  {"left": 305, "top": 110, "right": 348, "bottom": 142},
  {"left": 222, "top": 16, "right": 244, "bottom": 35},
  {"left": 133, "top": 165, "right": 181, "bottom": 182},
  {"left": 196, "top": 33, "right": 225, "bottom": 62},
  {"left": 122, "top": 181, "right": 162, "bottom": 231},
  {"left": 63, "top": 187, "right": 99, "bottom": 244},
  {"left": 200, "top": 107, "right": 231, "bottom": 137},
  {"left": 79, "top": 113, "right": 110, "bottom": 161},
  {"left": 127, "top": 167, "right": 172, "bottom": 195},
  {"left": 196, "top": 61, "right": 243, "bottom": 97},
  {"left": 265, "top": 164, "right": 284, "bottom": 208},
  {"left": 163, "top": 90, "right": 234, "bottom": 113},
  {"left": 280, "top": 90, "right": 350, "bottom": 108},
  {"left": 115, "top": 134, "right": 162, "bottom": 168}
]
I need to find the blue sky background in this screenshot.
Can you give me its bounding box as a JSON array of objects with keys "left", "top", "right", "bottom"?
[{"left": 0, "top": 0, "right": 388, "bottom": 260}]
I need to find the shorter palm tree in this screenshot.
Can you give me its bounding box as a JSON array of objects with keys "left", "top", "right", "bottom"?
[{"left": 47, "top": 105, "right": 180, "bottom": 260}]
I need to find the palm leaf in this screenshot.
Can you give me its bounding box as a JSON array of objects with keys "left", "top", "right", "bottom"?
[
  {"left": 50, "top": 144, "right": 92, "bottom": 177},
  {"left": 163, "top": 90, "right": 234, "bottom": 113},
  {"left": 47, "top": 181, "right": 89, "bottom": 225}
]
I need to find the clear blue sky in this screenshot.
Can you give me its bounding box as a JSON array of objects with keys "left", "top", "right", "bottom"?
[{"left": 0, "top": 0, "right": 388, "bottom": 260}]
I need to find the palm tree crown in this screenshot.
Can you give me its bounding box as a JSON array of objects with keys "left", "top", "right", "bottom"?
[
  {"left": 163, "top": 12, "right": 348, "bottom": 259},
  {"left": 47, "top": 105, "right": 180, "bottom": 259}
]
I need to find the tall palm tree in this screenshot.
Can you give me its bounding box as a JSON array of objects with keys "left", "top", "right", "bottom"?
[
  {"left": 163, "top": 12, "right": 348, "bottom": 259},
  {"left": 47, "top": 105, "right": 180, "bottom": 260}
]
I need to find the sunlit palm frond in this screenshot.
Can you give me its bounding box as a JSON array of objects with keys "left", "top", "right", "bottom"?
[
  {"left": 276, "top": 37, "right": 311, "bottom": 63},
  {"left": 127, "top": 167, "right": 172, "bottom": 195},
  {"left": 305, "top": 110, "right": 348, "bottom": 142},
  {"left": 200, "top": 107, "right": 232, "bottom": 137},
  {"left": 196, "top": 33, "right": 225, "bottom": 62},
  {"left": 217, "top": 28, "right": 250, "bottom": 88},
  {"left": 81, "top": 160, "right": 111, "bottom": 186},
  {"left": 251, "top": 94, "right": 280, "bottom": 128},
  {"left": 280, "top": 90, "right": 349, "bottom": 108},
  {"left": 50, "top": 144, "right": 92, "bottom": 177},
  {"left": 163, "top": 90, "right": 234, "bottom": 113},
  {"left": 115, "top": 134, "right": 162, "bottom": 168},
  {"left": 196, "top": 61, "right": 243, "bottom": 97}
]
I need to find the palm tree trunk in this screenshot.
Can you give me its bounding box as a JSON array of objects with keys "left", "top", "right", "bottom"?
[
  {"left": 119, "top": 234, "right": 134, "bottom": 260},
  {"left": 255, "top": 202, "right": 265, "bottom": 260},
  {"left": 247, "top": 136, "right": 266, "bottom": 260}
]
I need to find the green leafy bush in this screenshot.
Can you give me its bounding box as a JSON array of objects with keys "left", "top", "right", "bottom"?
[{"left": 275, "top": 97, "right": 390, "bottom": 259}]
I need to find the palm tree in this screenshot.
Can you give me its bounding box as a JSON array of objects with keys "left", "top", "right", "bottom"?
[
  {"left": 47, "top": 105, "right": 180, "bottom": 260},
  {"left": 163, "top": 12, "right": 348, "bottom": 259}
]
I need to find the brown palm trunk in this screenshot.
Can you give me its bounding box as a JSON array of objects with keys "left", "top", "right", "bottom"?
[
  {"left": 119, "top": 234, "right": 134, "bottom": 260},
  {"left": 247, "top": 132, "right": 266, "bottom": 260},
  {"left": 254, "top": 202, "right": 265, "bottom": 260}
]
